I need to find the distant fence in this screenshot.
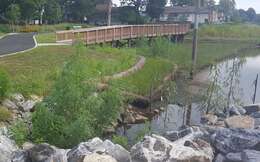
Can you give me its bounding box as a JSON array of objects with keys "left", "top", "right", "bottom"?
[{"left": 56, "top": 23, "right": 191, "bottom": 44}]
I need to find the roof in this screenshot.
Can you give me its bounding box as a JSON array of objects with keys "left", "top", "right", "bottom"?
[{"left": 164, "top": 6, "right": 210, "bottom": 15}]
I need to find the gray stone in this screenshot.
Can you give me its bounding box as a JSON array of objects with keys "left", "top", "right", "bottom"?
[
  {"left": 83, "top": 153, "right": 117, "bottom": 162},
  {"left": 226, "top": 152, "right": 242, "bottom": 162},
  {"left": 67, "top": 138, "right": 130, "bottom": 162},
  {"left": 0, "top": 135, "right": 18, "bottom": 162},
  {"left": 11, "top": 150, "right": 29, "bottom": 162},
  {"left": 2, "top": 99, "right": 18, "bottom": 110},
  {"left": 211, "top": 128, "right": 260, "bottom": 154},
  {"left": 241, "top": 150, "right": 260, "bottom": 162},
  {"left": 165, "top": 127, "right": 197, "bottom": 142},
  {"left": 28, "top": 143, "right": 68, "bottom": 162},
  {"left": 20, "top": 100, "right": 37, "bottom": 112},
  {"left": 214, "top": 154, "right": 226, "bottom": 162},
  {"left": 131, "top": 134, "right": 213, "bottom": 162},
  {"left": 229, "top": 105, "right": 241, "bottom": 116},
  {"left": 244, "top": 104, "right": 260, "bottom": 115},
  {"left": 250, "top": 112, "right": 260, "bottom": 118}
]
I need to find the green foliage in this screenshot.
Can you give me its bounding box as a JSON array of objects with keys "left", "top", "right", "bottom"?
[
  {"left": 6, "top": 4, "right": 21, "bottom": 24},
  {"left": 0, "top": 69, "right": 10, "bottom": 101},
  {"left": 0, "top": 107, "right": 12, "bottom": 122},
  {"left": 32, "top": 43, "right": 123, "bottom": 148},
  {"left": 9, "top": 121, "right": 29, "bottom": 146},
  {"left": 112, "top": 135, "right": 128, "bottom": 149},
  {"left": 150, "top": 37, "right": 173, "bottom": 57},
  {"left": 146, "top": 0, "right": 167, "bottom": 20},
  {"left": 134, "top": 121, "right": 151, "bottom": 143}
]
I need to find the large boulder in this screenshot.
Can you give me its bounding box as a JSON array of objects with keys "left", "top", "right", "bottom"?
[
  {"left": 19, "top": 100, "right": 37, "bottom": 112},
  {"left": 225, "top": 152, "right": 242, "bottom": 162},
  {"left": 214, "top": 154, "right": 226, "bottom": 162},
  {"left": 241, "top": 150, "right": 260, "bottom": 162},
  {"left": 2, "top": 99, "right": 18, "bottom": 110},
  {"left": 131, "top": 134, "right": 213, "bottom": 162},
  {"left": 83, "top": 153, "right": 117, "bottom": 162},
  {"left": 12, "top": 143, "right": 68, "bottom": 162},
  {"left": 67, "top": 138, "right": 130, "bottom": 162},
  {"left": 201, "top": 114, "right": 218, "bottom": 125},
  {"left": 244, "top": 104, "right": 260, "bottom": 115},
  {"left": 211, "top": 128, "right": 260, "bottom": 154},
  {"left": 0, "top": 135, "right": 18, "bottom": 162},
  {"left": 224, "top": 116, "right": 255, "bottom": 129}
]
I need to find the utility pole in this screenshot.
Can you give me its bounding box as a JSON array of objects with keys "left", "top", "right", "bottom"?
[
  {"left": 253, "top": 74, "right": 259, "bottom": 104},
  {"left": 107, "top": 0, "right": 112, "bottom": 26},
  {"left": 190, "top": 0, "right": 200, "bottom": 79}
]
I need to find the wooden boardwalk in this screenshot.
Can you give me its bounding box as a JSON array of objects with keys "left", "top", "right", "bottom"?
[{"left": 56, "top": 23, "right": 190, "bottom": 44}]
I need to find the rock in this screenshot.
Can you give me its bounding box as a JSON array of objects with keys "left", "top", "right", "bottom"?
[
  {"left": 229, "top": 105, "right": 241, "bottom": 116},
  {"left": 237, "top": 106, "right": 247, "bottom": 115},
  {"left": 244, "top": 104, "right": 260, "bottom": 115},
  {"left": 28, "top": 143, "right": 68, "bottom": 162},
  {"left": 131, "top": 134, "right": 213, "bottom": 162},
  {"left": 226, "top": 152, "right": 242, "bottom": 162},
  {"left": 11, "top": 93, "right": 25, "bottom": 103},
  {"left": 83, "top": 153, "right": 117, "bottom": 162},
  {"left": 125, "top": 113, "right": 135, "bottom": 124},
  {"left": 67, "top": 138, "right": 130, "bottom": 162},
  {"left": 30, "top": 95, "right": 43, "bottom": 102},
  {"left": 201, "top": 114, "right": 218, "bottom": 125},
  {"left": 250, "top": 112, "right": 260, "bottom": 118},
  {"left": 11, "top": 150, "right": 29, "bottom": 162},
  {"left": 0, "top": 135, "right": 18, "bottom": 162},
  {"left": 241, "top": 150, "right": 260, "bottom": 162},
  {"left": 165, "top": 127, "right": 194, "bottom": 142},
  {"left": 211, "top": 128, "right": 260, "bottom": 154},
  {"left": 214, "top": 154, "right": 226, "bottom": 162},
  {"left": 134, "top": 114, "right": 148, "bottom": 123},
  {"left": 22, "top": 142, "right": 35, "bottom": 150},
  {"left": 225, "top": 116, "right": 255, "bottom": 129},
  {"left": 2, "top": 99, "right": 18, "bottom": 110},
  {"left": 19, "top": 100, "right": 37, "bottom": 112},
  {"left": 153, "top": 109, "right": 160, "bottom": 114}
]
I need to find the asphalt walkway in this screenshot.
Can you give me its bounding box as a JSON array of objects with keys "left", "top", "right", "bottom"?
[{"left": 0, "top": 33, "right": 36, "bottom": 56}]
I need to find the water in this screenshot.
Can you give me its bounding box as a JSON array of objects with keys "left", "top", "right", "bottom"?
[{"left": 117, "top": 51, "right": 260, "bottom": 144}]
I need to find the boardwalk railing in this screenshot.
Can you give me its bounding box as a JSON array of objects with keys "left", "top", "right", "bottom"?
[{"left": 56, "top": 23, "right": 191, "bottom": 44}]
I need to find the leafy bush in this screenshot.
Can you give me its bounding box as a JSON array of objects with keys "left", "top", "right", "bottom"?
[
  {"left": 9, "top": 121, "right": 29, "bottom": 146},
  {"left": 32, "top": 43, "right": 123, "bottom": 148},
  {"left": 112, "top": 135, "right": 128, "bottom": 149},
  {"left": 150, "top": 37, "right": 173, "bottom": 57},
  {"left": 0, "top": 69, "right": 10, "bottom": 101},
  {"left": 0, "top": 107, "right": 12, "bottom": 122}
]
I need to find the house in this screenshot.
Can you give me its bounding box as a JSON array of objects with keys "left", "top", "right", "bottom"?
[{"left": 160, "top": 6, "right": 224, "bottom": 24}]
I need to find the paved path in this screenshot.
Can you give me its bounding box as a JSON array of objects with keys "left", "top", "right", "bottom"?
[{"left": 0, "top": 33, "right": 36, "bottom": 56}]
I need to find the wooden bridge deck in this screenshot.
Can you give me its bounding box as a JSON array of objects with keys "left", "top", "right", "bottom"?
[{"left": 56, "top": 23, "right": 191, "bottom": 44}]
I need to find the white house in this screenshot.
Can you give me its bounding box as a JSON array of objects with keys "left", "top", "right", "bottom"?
[{"left": 160, "top": 6, "right": 224, "bottom": 24}]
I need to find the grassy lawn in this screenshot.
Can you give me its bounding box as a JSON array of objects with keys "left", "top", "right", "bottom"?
[
  {"left": 199, "top": 24, "right": 260, "bottom": 41},
  {"left": 36, "top": 33, "right": 56, "bottom": 43},
  {"left": 0, "top": 46, "right": 137, "bottom": 96}
]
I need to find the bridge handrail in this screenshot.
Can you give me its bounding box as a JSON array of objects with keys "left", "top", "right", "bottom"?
[{"left": 56, "top": 23, "right": 191, "bottom": 44}]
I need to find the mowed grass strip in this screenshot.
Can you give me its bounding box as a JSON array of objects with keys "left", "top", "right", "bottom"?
[
  {"left": 36, "top": 33, "right": 56, "bottom": 43},
  {"left": 0, "top": 46, "right": 137, "bottom": 96}
]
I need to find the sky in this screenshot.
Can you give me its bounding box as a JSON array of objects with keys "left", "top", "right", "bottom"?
[{"left": 112, "top": 0, "right": 260, "bottom": 13}]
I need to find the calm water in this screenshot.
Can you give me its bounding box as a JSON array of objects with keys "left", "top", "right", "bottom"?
[{"left": 117, "top": 52, "right": 260, "bottom": 144}]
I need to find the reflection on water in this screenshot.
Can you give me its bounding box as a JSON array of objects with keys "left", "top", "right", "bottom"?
[{"left": 117, "top": 53, "right": 260, "bottom": 144}]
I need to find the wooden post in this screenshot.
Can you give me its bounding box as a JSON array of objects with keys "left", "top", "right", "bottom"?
[
  {"left": 190, "top": 0, "right": 200, "bottom": 79},
  {"left": 253, "top": 74, "right": 259, "bottom": 104},
  {"left": 107, "top": 0, "right": 112, "bottom": 26}
]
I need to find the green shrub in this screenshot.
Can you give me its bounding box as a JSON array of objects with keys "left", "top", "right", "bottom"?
[
  {"left": 9, "top": 121, "right": 29, "bottom": 146},
  {"left": 112, "top": 135, "right": 128, "bottom": 149},
  {"left": 0, "top": 69, "right": 10, "bottom": 101},
  {"left": 0, "top": 107, "right": 12, "bottom": 122},
  {"left": 32, "top": 43, "right": 123, "bottom": 148},
  {"left": 150, "top": 37, "right": 173, "bottom": 57}
]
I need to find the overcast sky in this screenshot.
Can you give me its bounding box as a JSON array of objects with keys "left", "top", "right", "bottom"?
[{"left": 112, "top": 0, "right": 260, "bottom": 13}]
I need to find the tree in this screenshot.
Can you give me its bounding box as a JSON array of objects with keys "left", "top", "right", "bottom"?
[
  {"left": 32, "top": 44, "right": 123, "bottom": 148},
  {"left": 120, "top": 0, "right": 147, "bottom": 12},
  {"left": 6, "top": 4, "right": 21, "bottom": 32},
  {"left": 170, "top": 0, "right": 193, "bottom": 6},
  {"left": 44, "top": 0, "right": 62, "bottom": 24},
  {"left": 146, "top": 0, "right": 167, "bottom": 21},
  {"left": 246, "top": 8, "right": 256, "bottom": 22},
  {"left": 218, "top": 0, "right": 236, "bottom": 21}
]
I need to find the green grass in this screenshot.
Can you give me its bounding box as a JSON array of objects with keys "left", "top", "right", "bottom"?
[
  {"left": 0, "top": 46, "right": 137, "bottom": 96},
  {"left": 36, "top": 33, "right": 56, "bottom": 43},
  {"left": 199, "top": 24, "right": 260, "bottom": 40}
]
